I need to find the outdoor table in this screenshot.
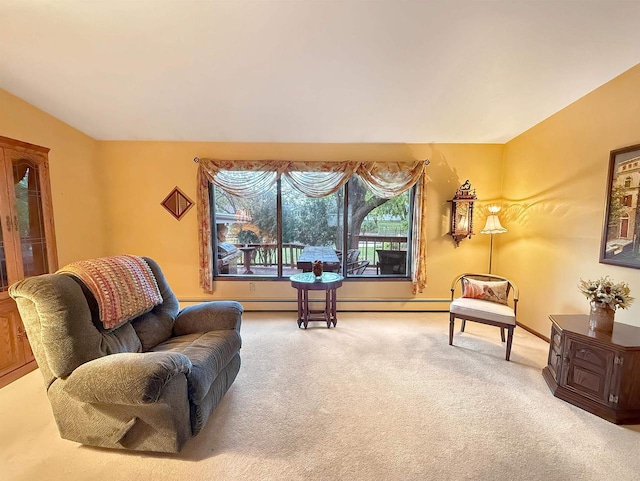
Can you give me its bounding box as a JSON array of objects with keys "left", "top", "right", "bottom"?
[
  {"left": 296, "top": 245, "right": 340, "bottom": 272},
  {"left": 239, "top": 246, "right": 255, "bottom": 274},
  {"left": 290, "top": 272, "right": 343, "bottom": 328}
]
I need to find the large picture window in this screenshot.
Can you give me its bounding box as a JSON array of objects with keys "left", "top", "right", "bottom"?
[
  {"left": 212, "top": 174, "right": 412, "bottom": 279},
  {"left": 196, "top": 158, "right": 429, "bottom": 293}
]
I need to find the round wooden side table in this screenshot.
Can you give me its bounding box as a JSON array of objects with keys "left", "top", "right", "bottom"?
[{"left": 290, "top": 272, "right": 344, "bottom": 328}]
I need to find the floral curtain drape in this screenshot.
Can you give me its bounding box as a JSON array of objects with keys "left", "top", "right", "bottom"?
[
  {"left": 411, "top": 171, "right": 428, "bottom": 293},
  {"left": 196, "top": 158, "right": 429, "bottom": 293}
]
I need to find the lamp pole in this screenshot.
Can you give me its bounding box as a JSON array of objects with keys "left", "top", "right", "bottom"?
[
  {"left": 480, "top": 206, "right": 507, "bottom": 275},
  {"left": 488, "top": 233, "right": 494, "bottom": 274}
]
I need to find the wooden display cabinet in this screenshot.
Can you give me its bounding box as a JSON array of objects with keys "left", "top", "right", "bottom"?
[
  {"left": 0, "top": 136, "right": 57, "bottom": 388},
  {"left": 542, "top": 314, "right": 640, "bottom": 424}
]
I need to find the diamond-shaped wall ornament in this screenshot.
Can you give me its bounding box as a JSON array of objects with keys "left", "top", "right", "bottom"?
[{"left": 161, "top": 186, "right": 194, "bottom": 220}]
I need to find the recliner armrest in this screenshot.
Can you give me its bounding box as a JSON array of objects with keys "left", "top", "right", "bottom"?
[
  {"left": 63, "top": 352, "right": 192, "bottom": 405},
  {"left": 173, "top": 301, "right": 243, "bottom": 336}
]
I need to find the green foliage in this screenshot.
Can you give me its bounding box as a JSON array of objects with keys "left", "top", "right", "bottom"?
[
  {"left": 213, "top": 177, "right": 410, "bottom": 249},
  {"left": 237, "top": 229, "right": 259, "bottom": 244},
  {"left": 249, "top": 195, "right": 278, "bottom": 241},
  {"left": 214, "top": 184, "right": 338, "bottom": 246},
  {"left": 361, "top": 218, "right": 378, "bottom": 233},
  {"left": 358, "top": 188, "right": 409, "bottom": 235},
  {"left": 373, "top": 194, "right": 409, "bottom": 219},
  {"left": 282, "top": 187, "right": 338, "bottom": 246}
]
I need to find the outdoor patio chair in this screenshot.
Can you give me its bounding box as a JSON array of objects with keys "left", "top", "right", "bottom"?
[{"left": 348, "top": 260, "right": 370, "bottom": 275}]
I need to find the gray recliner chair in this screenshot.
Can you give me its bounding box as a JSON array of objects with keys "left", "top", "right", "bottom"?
[{"left": 9, "top": 257, "right": 242, "bottom": 453}]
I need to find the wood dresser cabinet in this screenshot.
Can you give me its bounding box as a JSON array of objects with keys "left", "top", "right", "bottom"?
[
  {"left": 542, "top": 314, "right": 640, "bottom": 424},
  {"left": 0, "top": 136, "right": 57, "bottom": 388}
]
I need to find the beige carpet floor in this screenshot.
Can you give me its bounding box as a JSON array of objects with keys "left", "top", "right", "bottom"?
[{"left": 1, "top": 311, "right": 639, "bottom": 481}]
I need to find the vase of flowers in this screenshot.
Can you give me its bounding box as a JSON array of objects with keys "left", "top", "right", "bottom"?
[
  {"left": 312, "top": 260, "right": 323, "bottom": 280},
  {"left": 578, "top": 276, "right": 634, "bottom": 333}
]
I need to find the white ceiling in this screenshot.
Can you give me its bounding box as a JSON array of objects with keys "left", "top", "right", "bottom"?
[{"left": 1, "top": 0, "right": 640, "bottom": 143}]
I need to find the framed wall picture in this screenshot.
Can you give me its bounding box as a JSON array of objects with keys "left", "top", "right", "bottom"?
[{"left": 600, "top": 143, "right": 640, "bottom": 268}]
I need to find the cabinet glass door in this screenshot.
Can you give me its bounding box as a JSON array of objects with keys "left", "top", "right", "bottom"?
[{"left": 13, "top": 159, "right": 49, "bottom": 277}]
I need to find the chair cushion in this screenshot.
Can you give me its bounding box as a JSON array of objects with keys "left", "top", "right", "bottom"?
[
  {"left": 450, "top": 297, "right": 516, "bottom": 325},
  {"left": 151, "top": 330, "right": 241, "bottom": 403}
]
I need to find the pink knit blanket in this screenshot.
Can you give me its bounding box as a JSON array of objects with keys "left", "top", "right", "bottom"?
[{"left": 58, "top": 255, "right": 162, "bottom": 330}]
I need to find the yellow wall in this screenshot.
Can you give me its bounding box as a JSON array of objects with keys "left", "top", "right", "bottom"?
[
  {"left": 501, "top": 64, "right": 640, "bottom": 332},
  {"left": 0, "top": 89, "right": 106, "bottom": 265},
  {"left": 97, "top": 141, "right": 504, "bottom": 310}
]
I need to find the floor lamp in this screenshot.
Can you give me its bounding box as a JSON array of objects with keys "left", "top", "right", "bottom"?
[{"left": 480, "top": 206, "right": 507, "bottom": 274}]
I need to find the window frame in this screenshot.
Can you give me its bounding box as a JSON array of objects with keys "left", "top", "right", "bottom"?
[{"left": 211, "top": 177, "right": 414, "bottom": 281}]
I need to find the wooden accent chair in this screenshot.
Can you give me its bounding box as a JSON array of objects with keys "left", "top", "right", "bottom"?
[{"left": 449, "top": 273, "right": 519, "bottom": 361}]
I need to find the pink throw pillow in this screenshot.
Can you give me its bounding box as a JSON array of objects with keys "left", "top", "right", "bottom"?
[{"left": 462, "top": 278, "right": 509, "bottom": 305}]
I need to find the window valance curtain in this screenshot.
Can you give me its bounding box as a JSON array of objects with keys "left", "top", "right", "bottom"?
[
  {"left": 196, "top": 158, "right": 427, "bottom": 199},
  {"left": 196, "top": 158, "right": 429, "bottom": 293}
]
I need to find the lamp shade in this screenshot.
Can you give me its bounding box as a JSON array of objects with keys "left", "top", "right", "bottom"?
[
  {"left": 480, "top": 214, "right": 507, "bottom": 234},
  {"left": 481, "top": 206, "right": 507, "bottom": 234}
]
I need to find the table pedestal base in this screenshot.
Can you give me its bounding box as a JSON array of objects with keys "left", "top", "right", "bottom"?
[{"left": 296, "top": 286, "right": 338, "bottom": 329}]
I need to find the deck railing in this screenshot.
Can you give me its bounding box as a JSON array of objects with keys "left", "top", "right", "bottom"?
[
  {"left": 353, "top": 234, "right": 408, "bottom": 267},
  {"left": 234, "top": 235, "right": 407, "bottom": 274},
  {"left": 235, "top": 242, "right": 306, "bottom": 267}
]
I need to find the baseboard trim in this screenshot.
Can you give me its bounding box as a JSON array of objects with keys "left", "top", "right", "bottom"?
[
  {"left": 517, "top": 322, "right": 549, "bottom": 343},
  {"left": 179, "top": 298, "right": 451, "bottom": 312},
  {"left": 0, "top": 360, "right": 37, "bottom": 389},
  {"left": 179, "top": 298, "right": 450, "bottom": 304}
]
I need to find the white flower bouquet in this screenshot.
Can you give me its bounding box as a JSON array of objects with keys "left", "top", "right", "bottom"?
[{"left": 578, "top": 276, "right": 634, "bottom": 310}]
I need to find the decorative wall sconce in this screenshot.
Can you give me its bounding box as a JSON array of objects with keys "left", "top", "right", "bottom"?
[
  {"left": 448, "top": 180, "right": 477, "bottom": 247},
  {"left": 161, "top": 186, "right": 194, "bottom": 221}
]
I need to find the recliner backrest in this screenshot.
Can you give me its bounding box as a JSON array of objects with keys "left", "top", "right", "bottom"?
[
  {"left": 8, "top": 257, "right": 180, "bottom": 385},
  {"left": 10, "top": 274, "right": 143, "bottom": 383}
]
